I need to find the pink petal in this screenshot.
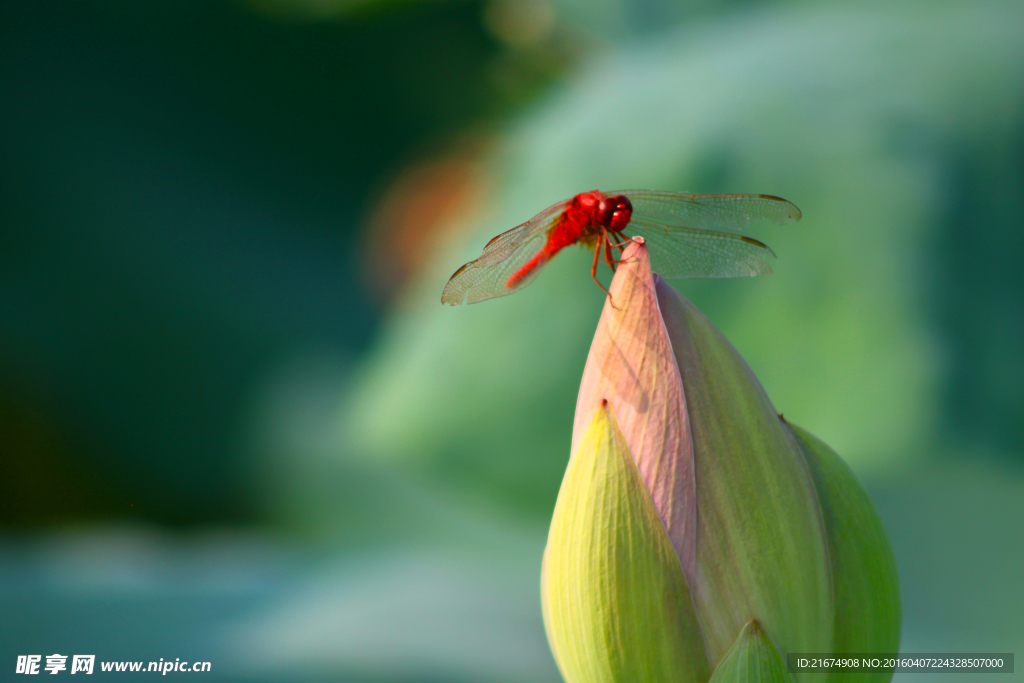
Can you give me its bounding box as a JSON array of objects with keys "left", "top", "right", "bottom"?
[{"left": 572, "top": 239, "right": 697, "bottom": 587}]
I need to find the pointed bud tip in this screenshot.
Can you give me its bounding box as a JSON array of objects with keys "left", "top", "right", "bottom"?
[
  {"left": 743, "top": 619, "right": 763, "bottom": 636},
  {"left": 618, "top": 236, "right": 648, "bottom": 266}
]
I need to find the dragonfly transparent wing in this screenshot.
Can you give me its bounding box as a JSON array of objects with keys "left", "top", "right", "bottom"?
[
  {"left": 441, "top": 199, "right": 569, "bottom": 305},
  {"left": 617, "top": 191, "right": 801, "bottom": 231},
  {"left": 628, "top": 217, "right": 776, "bottom": 278}
]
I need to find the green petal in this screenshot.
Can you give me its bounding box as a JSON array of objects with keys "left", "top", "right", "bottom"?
[
  {"left": 787, "top": 422, "right": 901, "bottom": 683},
  {"left": 709, "top": 620, "right": 795, "bottom": 683},
  {"left": 655, "top": 278, "right": 834, "bottom": 666},
  {"left": 542, "top": 403, "right": 709, "bottom": 683}
]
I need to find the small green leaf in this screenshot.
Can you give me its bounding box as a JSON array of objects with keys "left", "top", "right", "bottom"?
[
  {"left": 542, "top": 403, "right": 709, "bottom": 683},
  {"left": 709, "top": 620, "right": 795, "bottom": 683}
]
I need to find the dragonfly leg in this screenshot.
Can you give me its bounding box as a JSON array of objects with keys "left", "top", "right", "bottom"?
[
  {"left": 591, "top": 232, "right": 616, "bottom": 305},
  {"left": 603, "top": 231, "right": 617, "bottom": 273},
  {"left": 606, "top": 233, "right": 637, "bottom": 266}
]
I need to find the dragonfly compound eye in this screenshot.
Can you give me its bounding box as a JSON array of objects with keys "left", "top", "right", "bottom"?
[
  {"left": 608, "top": 195, "right": 632, "bottom": 231},
  {"left": 594, "top": 197, "right": 619, "bottom": 227}
]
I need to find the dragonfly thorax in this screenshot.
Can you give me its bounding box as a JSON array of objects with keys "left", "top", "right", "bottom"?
[{"left": 549, "top": 191, "right": 635, "bottom": 249}]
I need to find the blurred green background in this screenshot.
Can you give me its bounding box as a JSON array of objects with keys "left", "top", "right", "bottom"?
[{"left": 1, "top": 0, "right": 1022, "bottom": 680}]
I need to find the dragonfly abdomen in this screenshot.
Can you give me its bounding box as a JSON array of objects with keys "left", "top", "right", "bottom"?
[{"left": 505, "top": 241, "right": 564, "bottom": 289}]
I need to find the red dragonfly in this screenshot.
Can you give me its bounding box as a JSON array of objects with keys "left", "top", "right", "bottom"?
[{"left": 441, "top": 190, "right": 801, "bottom": 305}]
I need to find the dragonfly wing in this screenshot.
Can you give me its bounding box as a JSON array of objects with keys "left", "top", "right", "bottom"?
[
  {"left": 628, "top": 217, "right": 775, "bottom": 279},
  {"left": 441, "top": 200, "right": 568, "bottom": 305},
  {"left": 617, "top": 190, "right": 801, "bottom": 231}
]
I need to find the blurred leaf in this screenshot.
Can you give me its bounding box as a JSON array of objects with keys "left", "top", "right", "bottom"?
[
  {"left": 243, "top": 0, "right": 421, "bottom": 21},
  {"left": 221, "top": 549, "right": 560, "bottom": 682}
]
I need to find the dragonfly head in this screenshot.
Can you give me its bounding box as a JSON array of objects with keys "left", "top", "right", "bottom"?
[{"left": 594, "top": 194, "right": 633, "bottom": 232}]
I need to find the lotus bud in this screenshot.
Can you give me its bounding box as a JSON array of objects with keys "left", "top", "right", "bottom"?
[{"left": 541, "top": 239, "right": 900, "bottom": 682}]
